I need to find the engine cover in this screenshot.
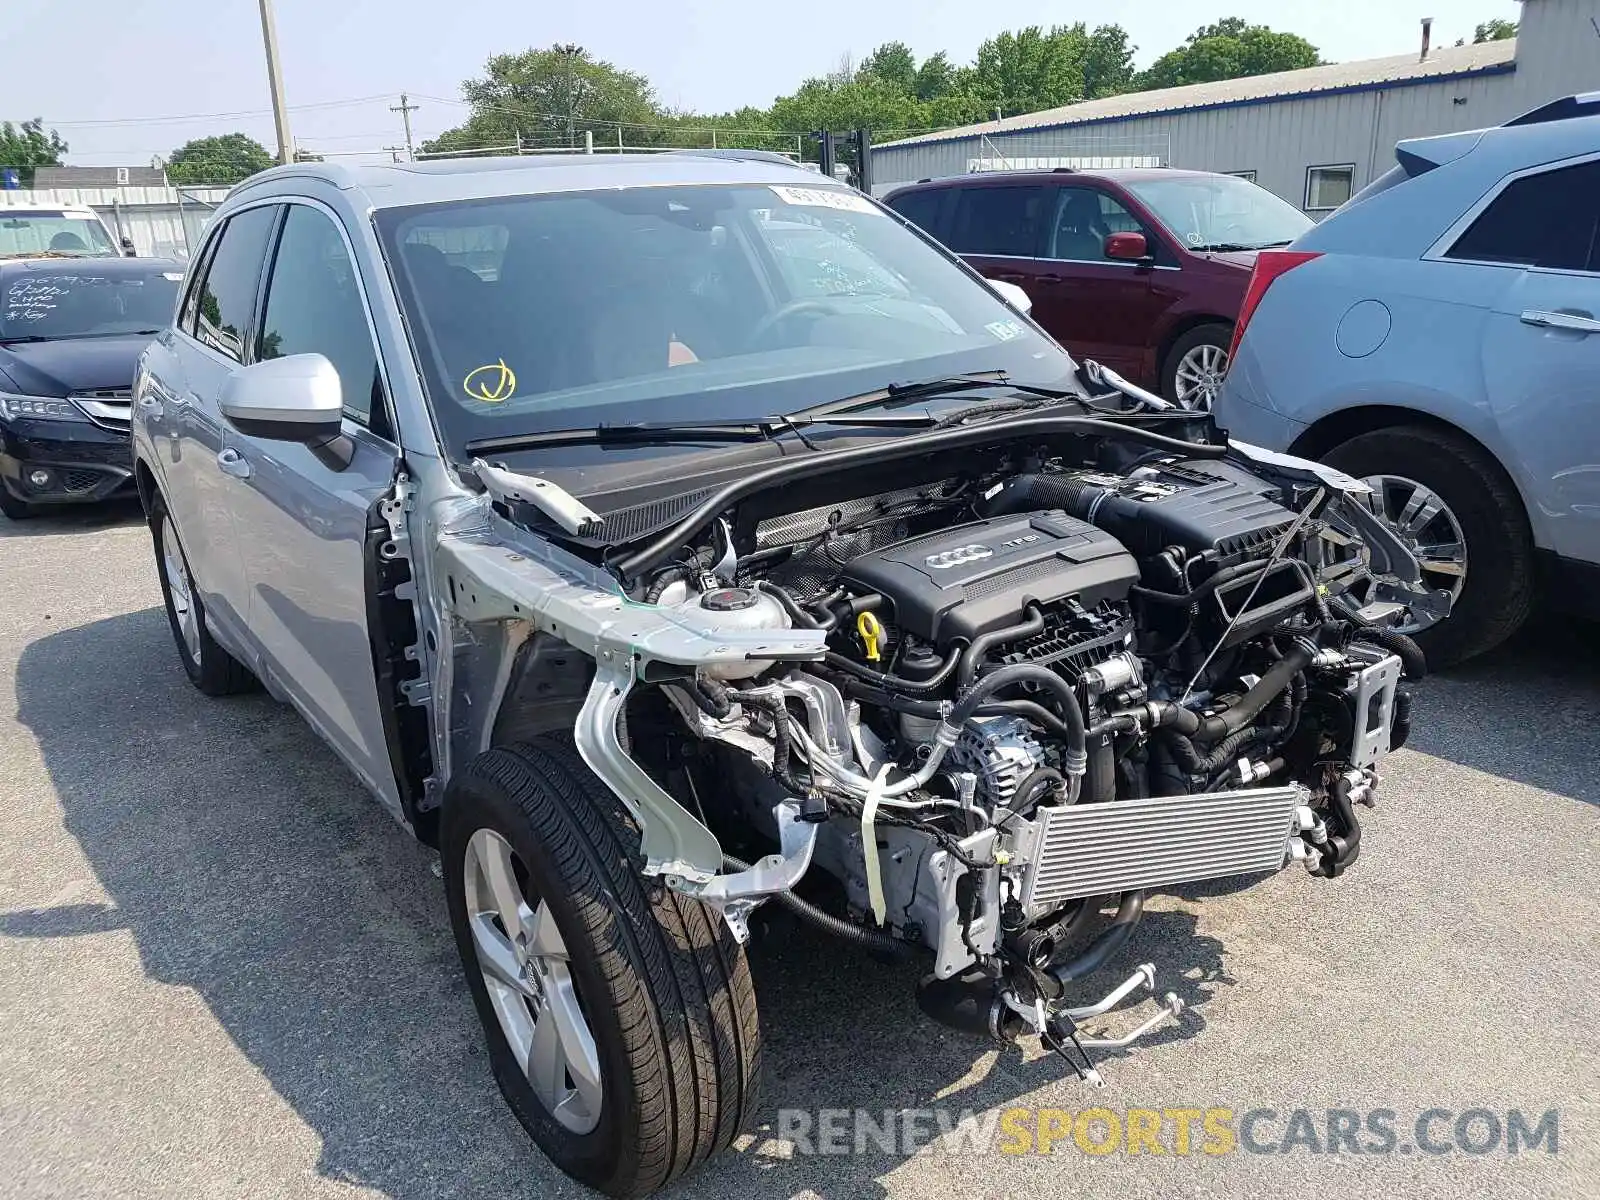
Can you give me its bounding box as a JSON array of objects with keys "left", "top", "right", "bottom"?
[{"left": 840, "top": 512, "right": 1137, "bottom": 643}]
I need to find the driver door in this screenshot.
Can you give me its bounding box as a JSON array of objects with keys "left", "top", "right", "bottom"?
[{"left": 217, "top": 199, "right": 405, "bottom": 814}]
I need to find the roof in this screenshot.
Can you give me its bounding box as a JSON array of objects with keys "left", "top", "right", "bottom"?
[
  {"left": 233, "top": 152, "right": 819, "bottom": 208},
  {"left": 0, "top": 202, "right": 103, "bottom": 214},
  {"left": 888, "top": 166, "right": 1222, "bottom": 192},
  {"left": 878, "top": 39, "right": 1519, "bottom": 150}
]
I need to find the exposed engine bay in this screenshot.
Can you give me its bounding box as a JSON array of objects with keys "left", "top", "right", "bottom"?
[{"left": 458, "top": 411, "right": 1438, "bottom": 1075}]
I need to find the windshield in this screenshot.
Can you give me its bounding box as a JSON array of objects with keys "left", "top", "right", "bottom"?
[
  {"left": 375, "top": 182, "right": 1077, "bottom": 455},
  {"left": 0, "top": 212, "right": 118, "bottom": 259},
  {"left": 1, "top": 267, "right": 179, "bottom": 341},
  {"left": 1124, "top": 175, "right": 1312, "bottom": 251}
]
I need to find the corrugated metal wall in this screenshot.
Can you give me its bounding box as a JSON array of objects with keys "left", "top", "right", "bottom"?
[
  {"left": 872, "top": 0, "right": 1600, "bottom": 211},
  {"left": 0, "top": 186, "right": 231, "bottom": 260}
]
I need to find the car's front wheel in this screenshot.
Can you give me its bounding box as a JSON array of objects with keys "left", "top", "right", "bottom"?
[
  {"left": 441, "top": 737, "right": 761, "bottom": 1199},
  {"left": 1323, "top": 425, "right": 1535, "bottom": 667},
  {"left": 0, "top": 488, "right": 35, "bottom": 520},
  {"left": 1161, "top": 322, "right": 1233, "bottom": 410}
]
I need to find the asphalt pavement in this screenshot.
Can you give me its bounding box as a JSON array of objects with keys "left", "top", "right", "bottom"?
[{"left": 1, "top": 502, "right": 1596, "bottom": 1199}]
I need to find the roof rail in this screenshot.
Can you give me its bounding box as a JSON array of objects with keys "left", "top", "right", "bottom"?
[
  {"left": 1505, "top": 91, "right": 1600, "bottom": 128},
  {"left": 671, "top": 149, "right": 807, "bottom": 169}
]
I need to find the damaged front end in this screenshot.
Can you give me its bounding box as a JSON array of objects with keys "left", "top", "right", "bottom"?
[{"left": 421, "top": 414, "right": 1442, "bottom": 1080}]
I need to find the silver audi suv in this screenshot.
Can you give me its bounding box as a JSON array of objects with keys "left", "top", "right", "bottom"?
[{"left": 133, "top": 153, "right": 1435, "bottom": 1197}]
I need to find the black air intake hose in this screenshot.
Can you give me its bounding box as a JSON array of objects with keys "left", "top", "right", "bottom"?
[
  {"left": 1390, "top": 688, "right": 1413, "bottom": 752},
  {"left": 1353, "top": 626, "right": 1427, "bottom": 680},
  {"left": 1048, "top": 891, "right": 1145, "bottom": 986},
  {"left": 976, "top": 473, "right": 1097, "bottom": 520},
  {"left": 1150, "top": 640, "right": 1317, "bottom": 744},
  {"left": 722, "top": 854, "right": 911, "bottom": 955}
]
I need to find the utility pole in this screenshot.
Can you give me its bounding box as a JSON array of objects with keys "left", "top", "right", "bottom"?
[
  {"left": 390, "top": 93, "right": 419, "bottom": 161},
  {"left": 256, "top": 0, "right": 294, "bottom": 165},
  {"left": 556, "top": 43, "right": 583, "bottom": 148}
]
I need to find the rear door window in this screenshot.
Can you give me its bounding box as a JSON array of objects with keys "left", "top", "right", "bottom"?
[
  {"left": 945, "top": 185, "right": 1049, "bottom": 257},
  {"left": 1446, "top": 159, "right": 1600, "bottom": 272},
  {"left": 191, "top": 206, "right": 279, "bottom": 362}
]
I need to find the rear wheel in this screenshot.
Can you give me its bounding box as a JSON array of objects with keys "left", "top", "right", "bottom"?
[
  {"left": 1323, "top": 425, "right": 1535, "bottom": 667},
  {"left": 148, "top": 494, "right": 256, "bottom": 695},
  {"left": 1161, "top": 322, "right": 1233, "bottom": 410},
  {"left": 442, "top": 738, "right": 761, "bottom": 1199}
]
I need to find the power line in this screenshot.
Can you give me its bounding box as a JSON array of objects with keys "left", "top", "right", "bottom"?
[
  {"left": 389, "top": 93, "right": 419, "bottom": 160},
  {"left": 37, "top": 95, "right": 396, "bottom": 129}
]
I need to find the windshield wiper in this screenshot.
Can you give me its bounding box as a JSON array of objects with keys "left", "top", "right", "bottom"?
[
  {"left": 464, "top": 411, "right": 943, "bottom": 455},
  {"left": 1194, "top": 239, "right": 1295, "bottom": 252},
  {"left": 789, "top": 370, "right": 1095, "bottom": 423},
  {"left": 0, "top": 335, "right": 50, "bottom": 344}
]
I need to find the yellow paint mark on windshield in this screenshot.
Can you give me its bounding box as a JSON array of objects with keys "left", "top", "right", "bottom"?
[{"left": 463, "top": 359, "right": 516, "bottom": 403}]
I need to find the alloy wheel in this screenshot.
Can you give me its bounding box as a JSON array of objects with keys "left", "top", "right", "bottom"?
[
  {"left": 463, "top": 828, "right": 603, "bottom": 1134},
  {"left": 1173, "top": 343, "right": 1229, "bottom": 411},
  {"left": 1355, "top": 473, "right": 1468, "bottom": 635}
]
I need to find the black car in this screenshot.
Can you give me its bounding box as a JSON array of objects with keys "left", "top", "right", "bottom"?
[{"left": 0, "top": 256, "right": 182, "bottom": 518}]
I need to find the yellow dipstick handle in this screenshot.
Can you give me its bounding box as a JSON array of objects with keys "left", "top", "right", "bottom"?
[{"left": 856, "top": 611, "right": 885, "bottom": 662}]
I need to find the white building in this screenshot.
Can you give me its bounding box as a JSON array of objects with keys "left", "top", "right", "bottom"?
[{"left": 871, "top": 0, "right": 1599, "bottom": 214}]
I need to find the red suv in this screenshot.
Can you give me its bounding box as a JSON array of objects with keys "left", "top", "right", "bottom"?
[{"left": 884, "top": 169, "right": 1312, "bottom": 408}]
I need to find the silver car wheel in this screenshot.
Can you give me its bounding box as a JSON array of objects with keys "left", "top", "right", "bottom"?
[
  {"left": 1358, "top": 473, "right": 1468, "bottom": 634},
  {"left": 161, "top": 516, "right": 201, "bottom": 664},
  {"left": 1173, "top": 342, "right": 1229, "bottom": 410},
  {"left": 463, "top": 828, "right": 603, "bottom": 1135}
]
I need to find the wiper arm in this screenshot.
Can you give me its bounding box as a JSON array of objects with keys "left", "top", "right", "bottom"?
[
  {"left": 790, "top": 370, "right": 1094, "bottom": 423},
  {"left": 463, "top": 411, "right": 942, "bottom": 455}
]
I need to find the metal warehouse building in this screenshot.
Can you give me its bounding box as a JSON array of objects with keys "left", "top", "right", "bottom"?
[{"left": 872, "top": 0, "right": 1599, "bottom": 214}]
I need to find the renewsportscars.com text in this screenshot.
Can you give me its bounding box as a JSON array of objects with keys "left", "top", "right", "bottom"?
[{"left": 776, "top": 1106, "right": 1560, "bottom": 1158}]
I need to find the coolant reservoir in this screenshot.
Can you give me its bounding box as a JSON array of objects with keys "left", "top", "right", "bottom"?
[{"left": 691, "top": 586, "right": 791, "bottom": 679}]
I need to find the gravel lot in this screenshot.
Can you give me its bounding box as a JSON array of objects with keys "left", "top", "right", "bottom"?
[{"left": 1, "top": 503, "right": 1596, "bottom": 1200}]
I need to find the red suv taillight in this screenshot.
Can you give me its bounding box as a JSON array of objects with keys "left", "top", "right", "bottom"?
[{"left": 1228, "top": 250, "right": 1323, "bottom": 362}]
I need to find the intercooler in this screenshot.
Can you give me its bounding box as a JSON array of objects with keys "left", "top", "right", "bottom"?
[{"left": 1014, "top": 785, "right": 1305, "bottom": 914}]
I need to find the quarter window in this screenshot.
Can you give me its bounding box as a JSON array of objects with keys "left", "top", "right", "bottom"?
[
  {"left": 192, "top": 206, "right": 278, "bottom": 363},
  {"left": 946, "top": 186, "right": 1049, "bottom": 257},
  {"left": 1445, "top": 159, "right": 1600, "bottom": 272},
  {"left": 1305, "top": 165, "right": 1355, "bottom": 212},
  {"left": 258, "top": 205, "right": 386, "bottom": 428}
]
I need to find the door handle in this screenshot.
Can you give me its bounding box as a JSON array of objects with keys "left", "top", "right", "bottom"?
[
  {"left": 217, "top": 448, "right": 252, "bottom": 479},
  {"left": 1520, "top": 309, "right": 1600, "bottom": 333}
]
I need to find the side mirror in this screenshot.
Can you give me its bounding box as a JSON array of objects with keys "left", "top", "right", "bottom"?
[
  {"left": 1105, "top": 231, "right": 1150, "bottom": 262},
  {"left": 985, "top": 278, "right": 1033, "bottom": 316},
  {"left": 120, "top": 236, "right": 137, "bottom": 256},
  {"left": 220, "top": 353, "right": 344, "bottom": 442}
]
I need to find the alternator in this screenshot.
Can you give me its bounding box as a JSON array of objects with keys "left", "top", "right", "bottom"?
[{"left": 949, "top": 716, "right": 1047, "bottom": 810}]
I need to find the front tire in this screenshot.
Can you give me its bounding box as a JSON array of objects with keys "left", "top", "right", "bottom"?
[
  {"left": 1323, "top": 425, "right": 1535, "bottom": 667},
  {"left": 442, "top": 738, "right": 761, "bottom": 1199},
  {"left": 1161, "top": 322, "right": 1233, "bottom": 410}
]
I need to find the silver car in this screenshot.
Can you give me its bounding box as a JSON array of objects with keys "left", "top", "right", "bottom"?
[
  {"left": 1217, "top": 94, "right": 1600, "bottom": 666},
  {"left": 134, "top": 154, "right": 1432, "bottom": 1196}
]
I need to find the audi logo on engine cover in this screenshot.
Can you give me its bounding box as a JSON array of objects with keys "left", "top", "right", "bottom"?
[{"left": 925, "top": 544, "right": 994, "bottom": 569}]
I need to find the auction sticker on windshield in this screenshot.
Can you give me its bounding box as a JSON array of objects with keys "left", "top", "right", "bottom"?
[{"left": 769, "top": 185, "right": 879, "bottom": 214}]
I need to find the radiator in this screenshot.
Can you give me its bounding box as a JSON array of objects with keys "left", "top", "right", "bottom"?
[{"left": 1015, "top": 785, "right": 1305, "bottom": 915}]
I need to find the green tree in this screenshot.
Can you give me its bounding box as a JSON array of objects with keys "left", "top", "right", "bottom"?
[
  {"left": 425, "top": 44, "right": 660, "bottom": 154},
  {"left": 165, "top": 133, "right": 275, "bottom": 185},
  {"left": 0, "top": 119, "right": 68, "bottom": 171},
  {"left": 1474, "top": 18, "right": 1518, "bottom": 42},
  {"left": 913, "top": 51, "right": 959, "bottom": 101},
  {"left": 963, "top": 24, "right": 1136, "bottom": 118},
  {"left": 1136, "top": 19, "right": 1320, "bottom": 90},
  {"left": 859, "top": 42, "right": 918, "bottom": 95}
]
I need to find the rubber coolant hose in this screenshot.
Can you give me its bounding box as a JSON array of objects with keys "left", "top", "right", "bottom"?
[{"left": 722, "top": 854, "right": 911, "bottom": 956}]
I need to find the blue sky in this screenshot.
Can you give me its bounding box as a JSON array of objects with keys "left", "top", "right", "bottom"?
[{"left": 4, "top": 0, "right": 1526, "bottom": 166}]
